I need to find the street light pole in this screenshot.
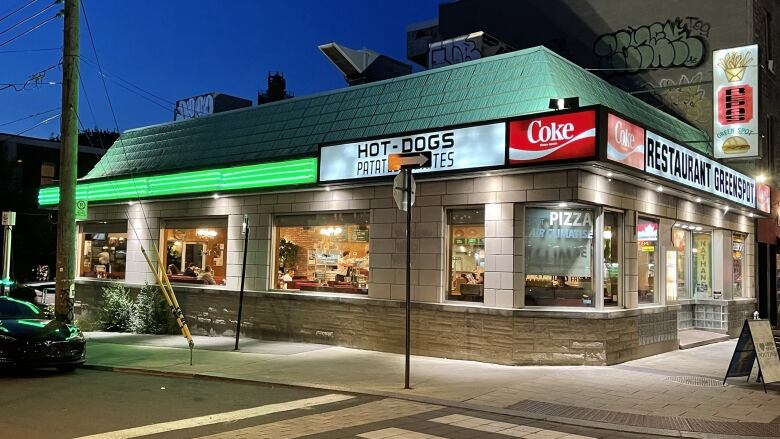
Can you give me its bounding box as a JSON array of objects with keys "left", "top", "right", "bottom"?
[
  {"left": 55, "top": 0, "right": 79, "bottom": 323},
  {"left": 234, "top": 214, "right": 250, "bottom": 350}
]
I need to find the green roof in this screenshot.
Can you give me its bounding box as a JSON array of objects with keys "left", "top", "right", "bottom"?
[{"left": 85, "top": 46, "right": 710, "bottom": 181}]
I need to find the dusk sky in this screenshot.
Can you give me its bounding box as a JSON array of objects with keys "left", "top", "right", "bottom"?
[{"left": 1, "top": 0, "right": 441, "bottom": 139}]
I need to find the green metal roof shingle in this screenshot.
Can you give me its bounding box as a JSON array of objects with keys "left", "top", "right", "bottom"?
[{"left": 84, "top": 46, "right": 710, "bottom": 181}]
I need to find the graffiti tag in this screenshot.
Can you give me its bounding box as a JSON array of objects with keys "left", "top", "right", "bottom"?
[
  {"left": 593, "top": 18, "right": 708, "bottom": 72},
  {"left": 644, "top": 72, "right": 708, "bottom": 126}
]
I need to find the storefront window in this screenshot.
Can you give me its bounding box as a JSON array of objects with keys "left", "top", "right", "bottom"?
[
  {"left": 637, "top": 217, "right": 658, "bottom": 304},
  {"left": 732, "top": 233, "right": 746, "bottom": 298},
  {"left": 275, "top": 212, "right": 369, "bottom": 294},
  {"left": 447, "top": 209, "right": 485, "bottom": 302},
  {"left": 603, "top": 212, "right": 620, "bottom": 306},
  {"left": 525, "top": 206, "right": 594, "bottom": 307},
  {"left": 79, "top": 222, "right": 127, "bottom": 279},
  {"left": 162, "top": 218, "right": 227, "bottom": 286},
  {"left": 672, "top": 228, "right": 689, "bottom": 299},
  {"left": 692, "top": 231, "right": 712, "bottom": 298}
]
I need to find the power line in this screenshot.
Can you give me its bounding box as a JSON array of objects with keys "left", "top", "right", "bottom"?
[
  {"left": 0, "top": 46, "right": 60, "bottom": 53},
  {"left": 0, "top": 112, "right": 60, "bottom": 143},
  {"left": 0, "top": 61, "right": 61, "bottom": 91},
  {"left": 0, "top": 14, "right": 59, "bottom": 49},
  {"left": 0, "top": 107, "right": 59, "bottom": 127},
  {"left": 0, "top": 0, "right": 39, "bottom": 24},
  {"left": 0, "top": 0, "right": 58, "bottom": 38}
]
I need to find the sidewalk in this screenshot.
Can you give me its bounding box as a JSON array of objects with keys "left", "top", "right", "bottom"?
[{"left": 83, "top": 332, "right": 780, "bottom": 438}]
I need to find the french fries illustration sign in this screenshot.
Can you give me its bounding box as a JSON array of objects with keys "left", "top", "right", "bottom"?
[{"left": 713, "top": 44, "right": 759, "bottom": 159}]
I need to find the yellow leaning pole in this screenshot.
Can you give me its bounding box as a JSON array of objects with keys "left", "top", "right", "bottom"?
[{"left": 140, "top": 244, "right": 195, "bottom": 365}]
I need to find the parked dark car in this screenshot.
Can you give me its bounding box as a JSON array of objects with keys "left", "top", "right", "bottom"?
[{"left": 0, "top": 296, "right": 86, "bottom": 371}]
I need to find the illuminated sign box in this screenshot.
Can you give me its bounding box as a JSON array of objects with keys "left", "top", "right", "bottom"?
[
  {"left": 318, "top": 123, "right": 505, "bottom": 182},
  {"left": 508, "top": 110, "right": 596, "bottom": 165},
  {"left": 713, "top": 44, "right": 759, "bottom": 158}
]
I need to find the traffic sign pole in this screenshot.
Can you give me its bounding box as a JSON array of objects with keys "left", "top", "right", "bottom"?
[{"left": 404, "top": 168, "right": 412, "bottom": 390}]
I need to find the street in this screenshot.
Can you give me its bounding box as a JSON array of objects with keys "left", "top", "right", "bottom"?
[{"left": 0, "top": 369, "right": 663, "bottom": 439}]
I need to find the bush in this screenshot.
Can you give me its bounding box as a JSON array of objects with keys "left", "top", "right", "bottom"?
[
  {"left": 98, "top": 283, "right": 133, "bottom": 332},
  {"left": 130, "top": 283, "right": 169, "bottom": 334}
]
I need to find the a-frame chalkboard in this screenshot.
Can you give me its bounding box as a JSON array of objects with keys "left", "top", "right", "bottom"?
[{"left": 723, "top": 320, "right": 780, "bottom": 393}]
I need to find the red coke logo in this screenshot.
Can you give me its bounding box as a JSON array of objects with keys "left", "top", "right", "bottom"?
[
  {"left": 527, "top": 120, "right": 575, "bottom": 144},
  {"left": 606, "top": 113, "right": 644, "bottom": 170},
  {"left": 509, "top": 110, "right": 596, "bottom": 164}
]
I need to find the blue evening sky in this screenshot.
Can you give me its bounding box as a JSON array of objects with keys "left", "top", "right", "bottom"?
[{"left": 0, "top": 0, "right": 441, "bottom": 139}]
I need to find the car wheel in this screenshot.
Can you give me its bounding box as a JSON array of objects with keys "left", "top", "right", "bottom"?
[{"left": 56, "top": 365, "right": 79, "bottom": 373}]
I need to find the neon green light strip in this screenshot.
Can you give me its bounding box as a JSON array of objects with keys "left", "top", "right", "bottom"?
[{"left": 38, "top": 157, "right": 318, "bottom": 205}]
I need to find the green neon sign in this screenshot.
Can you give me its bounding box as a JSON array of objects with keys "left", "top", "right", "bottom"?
[{"left": 38, "top": 158, "right": 318, "bottom": 206}]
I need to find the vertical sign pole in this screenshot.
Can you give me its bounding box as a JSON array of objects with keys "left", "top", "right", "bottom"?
[
  {"left": 234, "top": 214, "right": 250, "bottom": 350},
  {"left": 1, "top": 223, "right": 12, "bottom": 295},
  {"left": 404, "top": 168, "right": 412, "bottom": 390}
]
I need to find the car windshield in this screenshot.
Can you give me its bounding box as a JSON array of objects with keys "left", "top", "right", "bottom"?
[{"left": 0, "top": 298, "right": 42, "bottom": 319}]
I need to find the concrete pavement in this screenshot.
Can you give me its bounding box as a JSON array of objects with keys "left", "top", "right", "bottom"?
[{"left": 83, "top": 332, "right": 780, "bottom": 438}]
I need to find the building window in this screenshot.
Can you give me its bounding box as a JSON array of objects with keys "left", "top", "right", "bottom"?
[
  {"left": 274, "top": 212, "right": 369, "bottom": 294},
  {"left": 40, "top": 162, "right": 56, "bottom": 186},
  {"left": 447, "top": 208, "right": 485, "bottom": 302},
  {"left": 732, "top": 233, "right": 747, "bottom": 298},
  {"left": 637, "top": 217, "right": 658, "bottom": 304},
  {"left": 603, "top": 211, "right": 621, "bottom": 306},
  {"left": 525, "top": 206, "right": 594, "bottom": 307},
  {"left": 672, "top": 227, "right": 690, "bottom": 299},
  {"left": 162, "top": 218, "right": 227, "bottom": 286},
  {"left": 79, "top": 222, "right": 127, "bottom": 279},
  {"left": 692, "top": 231, "right": 712, "bottom": 298}
]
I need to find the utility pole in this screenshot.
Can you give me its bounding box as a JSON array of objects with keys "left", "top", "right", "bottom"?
[{"left": 55, "top": 0, "right": 79, "bottom": 323}]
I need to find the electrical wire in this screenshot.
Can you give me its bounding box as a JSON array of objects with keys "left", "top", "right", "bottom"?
[
  {"left": 0, "top": 14, "right": 59, "bottom": 49},
  {"left": 0, "top": 61, "right": 61, "bottom": 91},
  {"left": 0, "top": 0, "right": 39, "bottom": 24},
  {"left": 0, "top": 107, "right": 59, "bottom": 127},
  {"left": 0, "top": 112, "right": 60, "bottom": 143},
  {"left": 0, "top": 0, "right": 58, "bottom": 38},
  {"left": 0, "top": 46, "right": 60, "bottom": 53}
]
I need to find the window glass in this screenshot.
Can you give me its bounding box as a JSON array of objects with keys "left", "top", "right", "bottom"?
[
  {"left": 40, "top": 162, "right": 55, "bottom": 186},
  {"left": 275, "top": 212, "right": 369, "bottom": 294},
  {"left": 672, "top": 228, "right": 689, "bottom": 299},
  {"left": 79, "top": 223, "right": 127, "bottom": 279},
  {"left": 637, "top": 217, "right": 658, "bottom": 304},
  {"left": 447, "top": 209, "right": 485, "bottom": 302},
  {"left": 162, "top": 219, "right": 227, "bottom": 286},
  {"left": 692, "top": 232, "right": 712, "bottom": 298},
  {"left": 732, "top": 233, "right": 746, "bottom": 297},
  {"left": 603, "top": 212, "right": 620, "bottom": 306},
  {"left": 525, "top": 207, "right": 594, "bottom": 307}
]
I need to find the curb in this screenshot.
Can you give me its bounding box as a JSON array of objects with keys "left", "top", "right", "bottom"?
[{"left": 81, "top": 364, "right": 776, "bottom": 439}]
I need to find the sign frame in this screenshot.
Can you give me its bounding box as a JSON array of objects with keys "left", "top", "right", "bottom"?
[
  {"left": 317, "top": 119, "right": 508, "bottom": 185},
  {"left": 724, "top": 319, "right": 780, "bottom": 392}
]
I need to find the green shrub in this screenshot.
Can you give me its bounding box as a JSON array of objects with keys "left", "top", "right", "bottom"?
[
  {"left": 98, "top": 282, "right": 132, "bottom": 332},
  {"left": 130, "top": 283, "right": 169, "bottom": 334}
]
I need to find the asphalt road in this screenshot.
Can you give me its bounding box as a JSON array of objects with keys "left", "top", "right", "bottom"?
[{"left": 0, "top": 368, "right": 667, "bottom": 439}]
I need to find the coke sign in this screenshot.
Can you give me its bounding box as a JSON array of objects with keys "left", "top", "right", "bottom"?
[
  {"left": 508, "top": 110, "right": 596, "bottom": 164},
  {"left": 607, "top": 113, "right": 645, "bottom": 170}
]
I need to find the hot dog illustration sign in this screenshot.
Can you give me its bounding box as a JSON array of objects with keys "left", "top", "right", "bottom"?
[
  {"left": 318, "top": 123, "right": 505, "bottom": 182},
  {"left": 508, "top": 110, "right": 597, "bottom": 164}
]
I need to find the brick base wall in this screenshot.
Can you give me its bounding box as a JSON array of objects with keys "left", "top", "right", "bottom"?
[{"left": 75, "top": 281, "right": 680, "bottom": 366}]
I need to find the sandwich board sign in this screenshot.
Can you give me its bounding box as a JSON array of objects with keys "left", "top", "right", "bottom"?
[{"left": 723, "top": 319, "right": 780, "bottom": 392}]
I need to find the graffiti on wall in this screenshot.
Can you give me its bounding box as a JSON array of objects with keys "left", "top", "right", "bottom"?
[
  {"left": 593, "top": 17, "right": 709, "bottom": 72},
  {"left": 643, "top": 72, "right": 709, "bottom": 126},
  {"left": 429, "top": 32, "right": 514, "bottom": 69}
]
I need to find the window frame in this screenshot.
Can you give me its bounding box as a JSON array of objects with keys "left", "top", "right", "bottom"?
[
  {"left": 270, "top": 211, "right": 371, "bottom": 295},
  {"left": 159, "top": 216, "right": 229, "bottom": 287},
  {"left": 444, "top": 206, "right": 486, "bottom": 304},
  {"left": 523, "top": 203, "right": 597, "bottom": 309},
  {"left": 636, "top": 216, "right": 660, "bottom": 306},
  {"left": 76, "top": 221, "right": 129, "bottom": 280}
]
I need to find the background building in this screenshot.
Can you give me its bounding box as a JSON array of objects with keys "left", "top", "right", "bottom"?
[{"left": 0, "top": 133, "right": 106, "bottom": 282}]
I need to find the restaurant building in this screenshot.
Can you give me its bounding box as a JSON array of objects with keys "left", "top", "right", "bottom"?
[{"left": 40, "top": 47, "right": 768, "bottom": 365}]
